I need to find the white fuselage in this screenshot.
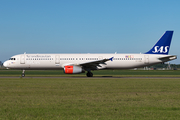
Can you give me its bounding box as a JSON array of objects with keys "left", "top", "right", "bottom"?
[{"left": 3, "top": 53, "right": 175, "bottom": 70}]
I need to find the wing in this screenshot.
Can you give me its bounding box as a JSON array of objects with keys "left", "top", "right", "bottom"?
[
  {"left": 78, "top": 57, "right": 113, "bottom": 70},
  {"left": 158, "top": 55, "right": 177, "bottom": 62}
]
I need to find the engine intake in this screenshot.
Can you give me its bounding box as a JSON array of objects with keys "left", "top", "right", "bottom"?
[{"left": 64, "top": 65, "right": 84, "bottom": 74}]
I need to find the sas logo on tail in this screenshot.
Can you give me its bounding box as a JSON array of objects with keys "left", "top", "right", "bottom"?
[{"left": 152, "top": 46, "right": 169, "bottom": 53}]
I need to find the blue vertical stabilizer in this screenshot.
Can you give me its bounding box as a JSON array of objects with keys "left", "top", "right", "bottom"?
[{"left": 145, "top": 31, "right": 173, "bottom": 55}]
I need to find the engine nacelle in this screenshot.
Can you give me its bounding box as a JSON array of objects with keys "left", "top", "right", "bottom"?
[{"left": 64, "top": 65, "right": 84, "bottom": 74}]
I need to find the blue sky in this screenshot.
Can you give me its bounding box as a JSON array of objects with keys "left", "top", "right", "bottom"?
[{"left": 1, "top": 0, "right": 180, "bottom": 64}]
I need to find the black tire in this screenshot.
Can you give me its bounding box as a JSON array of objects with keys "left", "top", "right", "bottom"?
[
  {"left": 22, "top": 73, "right": 25, "bottom": 77},
  {"left": 86, "top": 72, "right": 93, "bottom": 77}
]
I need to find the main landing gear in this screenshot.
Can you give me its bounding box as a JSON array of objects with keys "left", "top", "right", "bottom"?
[
  {"left": 21, "top": 70, "right": 25, "bottom": 77},
  {"left": 86, "top": 71, "right": 93, "bottom": 77}
]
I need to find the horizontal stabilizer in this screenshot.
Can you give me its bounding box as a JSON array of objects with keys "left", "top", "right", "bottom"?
[{"left": 158, "top": 55, "right": 177, "bottom": 62}]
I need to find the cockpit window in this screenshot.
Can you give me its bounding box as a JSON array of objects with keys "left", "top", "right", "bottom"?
[{"left": 9, "top": 58, "right": 16, "bottom": 60}]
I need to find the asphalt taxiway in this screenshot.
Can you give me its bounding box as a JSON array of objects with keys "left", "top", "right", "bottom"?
[{"left": 0, "top": 76, "right": 180, "bottom": 79}]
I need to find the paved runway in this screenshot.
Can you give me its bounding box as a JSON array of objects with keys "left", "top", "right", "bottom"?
[{"left": 1, "top": 76, "right": 180, "bottom": 79}]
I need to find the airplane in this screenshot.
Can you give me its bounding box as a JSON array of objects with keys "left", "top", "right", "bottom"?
[{"left": 3, "top": 31, "right": 177, "bottom": 77}]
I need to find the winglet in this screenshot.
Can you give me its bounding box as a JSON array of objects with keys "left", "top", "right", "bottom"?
[{"left": 109, "top": 57, "right": 114, "bottom": 61}]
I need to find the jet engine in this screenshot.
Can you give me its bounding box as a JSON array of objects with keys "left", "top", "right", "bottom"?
[{"left": 64, "top": 65, "right": 84, "bottom": 74}]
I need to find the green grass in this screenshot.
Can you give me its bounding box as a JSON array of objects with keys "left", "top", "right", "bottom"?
[
  {"left": 0, "top": 69, "right": 180, "bottom": 77},
  {"left": 0, "top": 78, "right": 180, "bottom": 119}
]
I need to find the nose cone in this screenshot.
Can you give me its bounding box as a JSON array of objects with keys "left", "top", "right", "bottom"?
[{"left": 3, "top": 61, "right": 8, "bottom": 68}]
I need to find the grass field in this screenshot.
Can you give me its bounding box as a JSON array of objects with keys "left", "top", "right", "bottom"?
[{"left": 0, "top": 70, "right": 180, "bottom": 119}]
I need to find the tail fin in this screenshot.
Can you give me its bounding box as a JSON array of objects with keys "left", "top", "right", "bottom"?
[{"left": 145, "top": 31, "right": 173, "bottom": 55}]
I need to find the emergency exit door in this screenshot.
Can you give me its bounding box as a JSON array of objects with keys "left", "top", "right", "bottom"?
[
  {"left": 144, "top": 55, "right": 149, "bottom": 64},
  {"left": 55, "top": 55, "right": 60, "bottom": 64}
]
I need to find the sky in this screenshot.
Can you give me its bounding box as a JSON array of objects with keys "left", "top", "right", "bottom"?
[{"left": 0, "top": 0, "right": 180, "bottom": 64}]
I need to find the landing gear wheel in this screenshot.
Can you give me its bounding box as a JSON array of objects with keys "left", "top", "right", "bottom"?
[
  {"left": 86, "top": 72, "right": 93, "bottom": 77},
  {"left": 22, "top": 73, "right": 25, "bottom": 77}
]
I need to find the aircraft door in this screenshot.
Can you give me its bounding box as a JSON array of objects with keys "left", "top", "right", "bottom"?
[
  {"left": 20, "top": 55, "right": 25, "bottom": 64},
  {"left": 55, "top": 55, "right": 60, "bottom": 64},
  {"left": 144, "top": 55, "right": 149, "bottom": 64}
]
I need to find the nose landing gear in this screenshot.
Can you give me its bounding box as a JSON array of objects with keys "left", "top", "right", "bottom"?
[{"left": 21, "top": 70, "right": 25, "bottom": 77}]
